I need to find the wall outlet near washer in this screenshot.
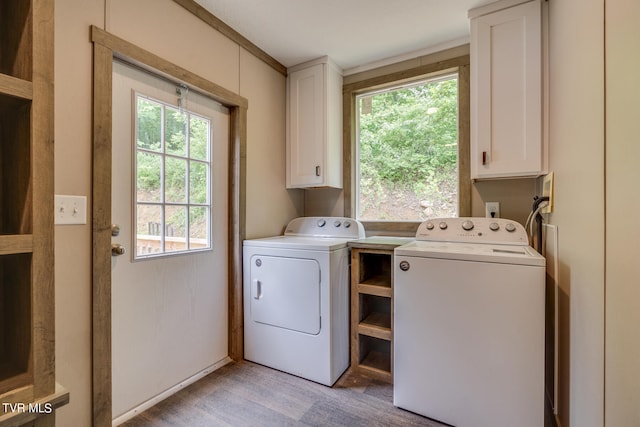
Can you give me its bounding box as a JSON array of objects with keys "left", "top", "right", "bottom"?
[{"left": 485, "top": 202, "right": 500, "bottom": 218}]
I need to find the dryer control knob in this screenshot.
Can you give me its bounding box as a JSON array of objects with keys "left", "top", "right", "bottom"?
[
  {"left": 425, "top": 222, "right": 435, "bottom": 230},
  {"left": 462, "top": 220, "right": 474, "bottom": 231},
  {"left": 317, "top": 219, "right": 326, "bottom": 227},
  {"left": 334, "top": 220, "right": 342, "bottom": 227},
  {"left": 489, "top": 222, "right": 500, "bottom": 231},
  {"left": 439, "top": 222, "right": 448, "bottom": 230},
  {"left": 343, "top": 221, "right": 351, "bottom": 228},
  {"left": 505, "top": 222, "right": 517, "bottom": 232}
]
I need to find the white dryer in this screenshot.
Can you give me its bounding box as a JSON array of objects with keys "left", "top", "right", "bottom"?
[
  {"left": 394, "top": 217, "right": 545, "bottom": 427},
  {"left": 243, "top": 217, "right": 365, "bottom": 386}
]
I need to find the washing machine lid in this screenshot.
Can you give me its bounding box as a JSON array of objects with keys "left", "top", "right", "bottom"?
[
  {"left": 243, "top": 235, "right": 353, "bottom": 251},
  {"left": 395, "top": 240, "right": 545, "bottom": 266}
]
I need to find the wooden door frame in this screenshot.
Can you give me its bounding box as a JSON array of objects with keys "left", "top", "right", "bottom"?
[{"left": 90, "top": 26, "right": 246, "bottom": 427}]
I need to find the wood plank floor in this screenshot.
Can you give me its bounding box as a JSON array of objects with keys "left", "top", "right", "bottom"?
[{"left": 120, "top": 360, "right": 446, "bottom": 426}]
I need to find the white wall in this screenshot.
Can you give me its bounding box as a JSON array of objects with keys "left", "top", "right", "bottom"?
[
  {"left": 605, "top": 0, "right": 640, "bottom": 425},
  {"left": 54, "top": 0, "right": 301, "bottom": 424},
  {"left": 547, "top": 0, "right": 605, "bottom": 426}
]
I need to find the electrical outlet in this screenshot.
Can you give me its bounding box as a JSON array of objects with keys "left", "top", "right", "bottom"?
[
  {"left": 485, "top": 202, "right": 500, "bottom": 218},
  {"left": 55, "top": 195, "right": 87, "bottom": 225},
  {"left": 542, "top": 172, "right": 554, "bottom": 213}
]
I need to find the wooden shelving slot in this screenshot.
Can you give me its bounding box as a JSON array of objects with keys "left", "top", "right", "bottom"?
[
  {"left": 358, "top": 283, "right": 392, "bottom": 298},
  {"left": 359, "top": 311, "right": 392, "bottom": 341},
  {"left": 0, "top": 235, "right": 33, "bottom": 255},
  {"left": 0, "top": 74, "right": 33, "bottom": 100}
]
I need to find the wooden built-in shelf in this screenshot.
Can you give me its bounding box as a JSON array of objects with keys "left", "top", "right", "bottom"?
[
  {"left": 0, "top": 0, "right": 65, "bottom": 423},
  {"left": 349, "top": 237, "right": 413, "bottom": 383}
]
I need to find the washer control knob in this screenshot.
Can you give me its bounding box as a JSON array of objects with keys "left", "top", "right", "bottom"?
[
  {"left": 399, "top": 260, "right": 410, "bottom": 271},
  {"left": 489, "top": 222, "right": 500, "bottom": 231},
  {"left": 334, "top": 220, "right": 342, "bottom": 227},
  {"left": 439, "top": 222, "right": 448, "bottom": 230},
  {"left": 425, "top": 222, "right": 435, "bottom": 230},
  {"left": 343, "top": 221, "right": 351, "bottom": 228},
  {"left": 462, "top": 220, "right": 474, "bottom": 231},
  {"left": 317, "top": 219, "right": 326, "bottom": 227},
  {"left": 505, "top": 222, "right": 517, "bottom": 233}
]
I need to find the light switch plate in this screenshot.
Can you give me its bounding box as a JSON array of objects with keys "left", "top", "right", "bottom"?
[{"left": 55, "top": 195, "right": 87, "bottom": 225}]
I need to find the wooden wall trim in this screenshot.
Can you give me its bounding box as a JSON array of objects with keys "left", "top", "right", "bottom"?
[
  {"left": 91, "top": 26, "right": 248, "bottom": 109},
  {"left": 91, "top": 27, "right": 246, "bottom": 427},
  {"left": 458, "top": 63, "right": 472, "bottom": 217},
  {"left": 32, "top": 0, "right": 56, "bottom": 398},
  {"left": 172, "top": 0, "right": 287, "bottom": 76},
  {"left": 91, "top": 41, "right": 114, "bottom": 427}
]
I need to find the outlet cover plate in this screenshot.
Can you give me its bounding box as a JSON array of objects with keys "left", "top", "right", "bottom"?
[{"left": 485, "top": 202, "right": 500, "bottom": 218}]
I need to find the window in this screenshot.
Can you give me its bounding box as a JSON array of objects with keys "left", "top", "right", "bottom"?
[
  {"left": 344, "top": 53, "right": 470, "bottom": 231},
  {"left": 135, "top": 93, "right": 212, "bottom": 258},
  {"left": 356, "top": 73, "right": 459, "bottom": 221}
]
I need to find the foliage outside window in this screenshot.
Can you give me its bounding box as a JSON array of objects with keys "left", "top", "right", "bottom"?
[
  {"left": 356, "top": 73, "right": 459, "bottom": 221},
  {"left": 135, "top": 94, "right": 212, "bottom": 258}
]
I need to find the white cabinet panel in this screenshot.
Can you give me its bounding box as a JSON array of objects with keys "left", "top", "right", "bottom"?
[
  {"left": 470, "top": 0, "right": 546, "bottom": 179},
  {"left": 286, "top": 57, "right": 342, "bottom": 188}
]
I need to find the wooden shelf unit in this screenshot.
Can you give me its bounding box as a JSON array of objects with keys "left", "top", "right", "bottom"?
[
  {"left": 0, "top": 0, "right": 68, "bottom": 424},
  {"left": 349, "top": 237, "right": 413, "bottom": 383}
]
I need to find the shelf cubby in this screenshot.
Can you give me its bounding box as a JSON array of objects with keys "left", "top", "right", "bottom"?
[
  {"left": 0, "top": 1, "right": 33, "bottom": 82},
  {"left": 358, "top": 335, "right": 392, "bottom": 376},
  {"left": 0, "top": 253, "right": 33, "bottom": 396},
  {"left": 0, "top": 94, "right": 32, "bottom": 236}
]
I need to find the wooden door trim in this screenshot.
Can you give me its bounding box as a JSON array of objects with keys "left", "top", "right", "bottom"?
[{"left": 90, "top": 26, "right": 246, "bottom": 427}]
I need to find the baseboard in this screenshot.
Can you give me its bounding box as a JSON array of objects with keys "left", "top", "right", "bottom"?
[{"left": 112, "top": 357, "right": 232, "bottom": 426}]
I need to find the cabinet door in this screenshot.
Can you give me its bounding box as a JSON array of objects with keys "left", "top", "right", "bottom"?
[
  {"left": 471, "top": 0, "right": 542, "bottom": 179},
  {"left": 287, "top": 63, "right": 326, "bottom": 187}
]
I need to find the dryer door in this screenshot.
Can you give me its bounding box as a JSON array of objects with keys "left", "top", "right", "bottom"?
[{"left": 249, "top": 255, "right": 321, "bottom": 335}]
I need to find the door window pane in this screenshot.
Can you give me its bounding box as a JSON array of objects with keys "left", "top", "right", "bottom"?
[
  {"left": 134, "top": 93, "right": 212, "bottom": 258},
  {"left": 165, "top": 106, "right": 187, "bottom": 157},
  {"left": 165, "top": 157, "right": 187, "bottom": 203}
]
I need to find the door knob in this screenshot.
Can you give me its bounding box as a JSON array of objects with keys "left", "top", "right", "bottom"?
[{"left": 111, "top": 243, "right": 126, "bottom": 256}]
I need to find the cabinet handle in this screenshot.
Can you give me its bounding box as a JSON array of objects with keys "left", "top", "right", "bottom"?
[
  {"left": 315, "top": 165, "right": 321, "bottom": 176},
  {"left": 482, "top": 151, "right": 488, "bottom": 165}
]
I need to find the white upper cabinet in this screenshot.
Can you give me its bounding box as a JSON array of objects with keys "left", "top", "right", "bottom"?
[
  {"left": 470, "top": 0, "right": 547, "bottom": 179},
  {"left": 286, "top": 56, "right": 343, "bottom": 188}
]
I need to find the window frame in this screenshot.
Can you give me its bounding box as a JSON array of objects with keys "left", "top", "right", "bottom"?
[{"left": 343, "top": 52, "right": 471, "bottom": 235}]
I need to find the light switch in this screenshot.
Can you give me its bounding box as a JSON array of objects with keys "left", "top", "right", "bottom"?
[{"left": 55, "top": 195, "right": 87, "bottom": 225}]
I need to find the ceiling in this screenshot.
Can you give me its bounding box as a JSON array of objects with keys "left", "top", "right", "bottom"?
[{"left": 194, "top": 0, "right": 497, "bottom": 74}]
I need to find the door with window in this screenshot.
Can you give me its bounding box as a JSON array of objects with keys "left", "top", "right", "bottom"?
[{"left": 111, "top": 60, "right": 229, "bottom": 420}]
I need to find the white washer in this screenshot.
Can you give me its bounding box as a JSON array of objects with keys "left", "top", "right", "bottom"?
[
  {"left": 243, "top": 217, "right": 365, "bottom": 386},
  {"left": 394, "top": 217, "right": 545, "bottom": 427}
]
